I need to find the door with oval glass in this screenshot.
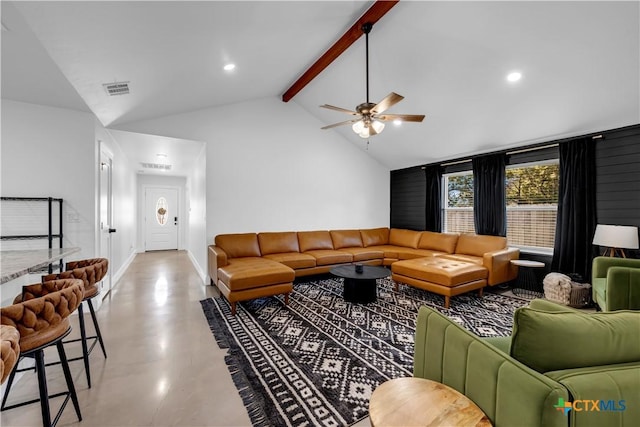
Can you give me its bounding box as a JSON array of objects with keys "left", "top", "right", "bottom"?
[{"left": 145, "top": 187, "right": 179, "bottom": 251}]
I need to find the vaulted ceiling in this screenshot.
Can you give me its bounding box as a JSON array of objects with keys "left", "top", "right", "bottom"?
[{"left": 2, "top": 1, "right": 639, "bottom": 170}]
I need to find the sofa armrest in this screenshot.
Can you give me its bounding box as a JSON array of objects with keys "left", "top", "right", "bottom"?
[
  {"left": 483, "top": 247, "right": 520, "bottom": 286},
  {"left": 414, "top": 306, "right": 568, "bottom": 427},
  {"left": 208, "top": 245, "right": 228, "bottom": 285},
  {"left": 592, "top": 256, "right": 640, "bottom": 279},
  {"left": 605, "top": 266, "right": 640, "bottom": 311}
]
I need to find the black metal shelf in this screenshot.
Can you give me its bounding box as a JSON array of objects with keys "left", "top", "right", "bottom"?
[
  {"left": 1, "top": 197, "right": 63, "bottom": 202},
  {"left": 0, "top": 197, "right": 64, "bottom": 273},
  {"left": 1, "top": 235, "right": 62, "bottom": 241}
]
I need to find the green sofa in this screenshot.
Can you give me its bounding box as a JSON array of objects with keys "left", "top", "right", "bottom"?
[
  {"left": 413, "top": 299, "right": 640, "bottom": 427},
  {"left": 592, "top": 256, "right": 640, "bottom": 311}
]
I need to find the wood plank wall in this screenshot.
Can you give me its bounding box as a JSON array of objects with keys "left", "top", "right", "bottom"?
[
  {"left": 390, "top": 124, "right": 640, "bottom": 259},
  {"left": 390, "top": 166, "right": 425, "bottom": 230},
  {"left": 595, "top": 125, "right": 640, "bottom": 258}
]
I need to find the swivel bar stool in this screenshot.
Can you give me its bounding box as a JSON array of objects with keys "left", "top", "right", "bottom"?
[
  {"left": 1, "top": 325, "right": 20, "bottom": 384},
  {"left": 1, "top": 278, "right": 84, "bottom": 427},
  {"left": 42, "top": 257, "right": 108, "bottom": 388}
]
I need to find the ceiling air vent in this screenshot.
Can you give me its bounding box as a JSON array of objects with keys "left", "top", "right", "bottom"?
[
  {"left": 103, "top": 81, "right": 130, "bottom": 96},
  {"left": 140, "top": 162, "right": 172, "bottom": 171}
]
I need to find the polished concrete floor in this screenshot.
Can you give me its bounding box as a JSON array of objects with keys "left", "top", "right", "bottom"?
[{"left": 1, "top": 251, "right": 255, "bottom": 426}]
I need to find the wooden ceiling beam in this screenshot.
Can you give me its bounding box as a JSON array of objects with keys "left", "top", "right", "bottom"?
[{"left": 282, "top": 0, "right": 399, "bottom": 103}]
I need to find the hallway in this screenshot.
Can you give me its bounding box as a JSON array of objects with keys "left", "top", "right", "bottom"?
[{"left": 1, "top": 251, "right": 251, "bottom": 426}]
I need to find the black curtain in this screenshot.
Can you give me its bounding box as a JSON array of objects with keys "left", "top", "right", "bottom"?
[
  {"left": 551, "top": 137, "right": 597, "bottom": 280},
  {"left": 472, "top": 153, "right": 506, "bottom": 236},
  {"left": 424, "top": 165, "right": 442, "bottom": 232}
]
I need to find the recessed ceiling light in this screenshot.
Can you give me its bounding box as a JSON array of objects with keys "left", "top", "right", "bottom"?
[
  {"left": 393, "top": 119, "right": 402, "bottom": 126},
  {"left": 507, "top": 71, "right": 522, "bottom": 83},
  {"left": 223, "top": 63, "right": 236, "bottom": 71}
]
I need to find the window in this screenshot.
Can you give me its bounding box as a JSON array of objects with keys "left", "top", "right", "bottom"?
[
  {"left": 156, "top": 197, "right": 168, "bottom": 225},
  {"left": 443, "top": 171, "right": 475, "bottom": 234},
  {"left": 442, "top": 159, "right": 559, "bottom": 252},
  {"left": 506, "top": 160, "right": 559, "bottom": 251}
]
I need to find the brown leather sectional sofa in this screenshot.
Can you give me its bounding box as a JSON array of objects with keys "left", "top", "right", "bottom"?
[{"left": 208, "top": 227, "right": 519, "bottom": 314}]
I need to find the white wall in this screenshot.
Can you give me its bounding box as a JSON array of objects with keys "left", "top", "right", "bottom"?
[
  {"left": 186, "top": 144, "right": 207, "bottom": 280},
  {"left": 95, "top": 124, "right": 138, "bottom": 283},
  {"left": 136, "top": 174, "right": 187, "bottom": 252},
  {"left": 116, "top": 96, "right": 391, "bottom": 248},
  {"left": 1, "top": 100, "right": 96, "bottom": 261}
]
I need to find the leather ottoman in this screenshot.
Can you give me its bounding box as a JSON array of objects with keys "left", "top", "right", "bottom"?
[
  {"left": 217, "top": 257, "right": 295, "bottom": 315},
  {"left": 391, "top": 257, "right": 488, "bottom": 308}
]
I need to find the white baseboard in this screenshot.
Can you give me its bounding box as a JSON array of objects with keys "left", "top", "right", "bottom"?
[
  {"left": 187, "top": 250, "right": 208, "bottom": 285},
  {"left": 112, "top": 250, "right": 137, "bottom": 286}
]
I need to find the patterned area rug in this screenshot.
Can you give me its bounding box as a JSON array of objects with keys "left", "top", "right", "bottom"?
[{"left": 200, "top": 277, "right": 528, "bottom": 427}]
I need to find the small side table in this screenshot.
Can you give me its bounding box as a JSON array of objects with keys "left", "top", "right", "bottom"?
[
  {"left": 369, "top": 377, "right": 492, "bottom": 427},
  {"left": 511, "top": 259, "right": 545, "bottom": 298}
]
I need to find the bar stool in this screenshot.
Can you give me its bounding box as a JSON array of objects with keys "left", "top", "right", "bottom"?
[
  {"left": 1, "top": 278, "right": 84, "bottom": 427},
  {"left": 42, "top": 257, "right": 108, "bottom": 388},
  {"left": 1, "top": 325, "right": 20, "bottom": 384}
]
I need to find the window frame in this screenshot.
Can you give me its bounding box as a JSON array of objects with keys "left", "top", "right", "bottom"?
[
  {"left": 505, "top": 158, "right": 559, "bottom": 255},
  {"left": 442, "top": 170, "right": 475, "bottom": 234}
]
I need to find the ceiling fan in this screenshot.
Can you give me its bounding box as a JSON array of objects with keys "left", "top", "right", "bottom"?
[{"left": 320, "top": 22, "right": 425, "bottom": 138}]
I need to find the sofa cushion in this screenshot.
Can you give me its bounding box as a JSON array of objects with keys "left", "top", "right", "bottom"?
[
  {"left": 436, "top": 253, "right": 483, "bottom": 266},
  {"left": 297, "top": 231, "right": 334, "bottom": 252},
  {"left": 545, "top": 362, "right": 640, "bottom": 427},
  {"left": 258, "top": 231, "right": 300, "bottom": 255},
  {"left": 338, "top": 247, "right": 384, "bottom": 262},
  {"left": 389, "top": 228, "right": 422, "bottom": 248},
  {"left": 592, "top": 277, "right": 606, "bottom": 301},
  {"left": 360, "top": 227, "right": 390, "bottom": 247},
  {"left": 330, "top": 229, "right": 363, "bottom": 249},
  {"left": 392, "top": 258, "right": 487, "bottom": 287},
  {"left": 455, "top": 233, "right": 506, "bottom": 257},
  {"left": 263, "top": 252, "right": 316, "bottom": 269},
  {"left": 304, "top": 249, "right": 352, "bottom": 266},
  {"left": 218, "top": 258, "right": 295, "bottom": 291},
  {"left": 510, "top": 307, "right": 640, "bottom": 373},
  {"left": 397, "top": 248, "right": 443, "bottom": 260},
  {"left": 215, "top": 233, "right": 261, "bottom": 258},
  {"left": 418, "top": 231, "right": 459, "bottom": 254}
]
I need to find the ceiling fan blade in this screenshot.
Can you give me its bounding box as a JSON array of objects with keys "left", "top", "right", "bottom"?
[
  {"left": 371, "top": 92, "right": 404, "bottom": 114},
  {"left": 368, "top": 123, "right": 378, "bottom": 136},
  {"left": 321, "top": 119, "right": 358, "bottom": 130},
  {"left": 320, "top": 104, "right": 358, "bottom": 115},
  {"left": 377, "top": 114, "right": 425, "bottom": 122}
]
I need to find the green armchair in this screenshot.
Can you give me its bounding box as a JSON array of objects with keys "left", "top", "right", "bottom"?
[
  {"left": 413, "top": 299, "right": 640, "bottom": 427},
  {"left": 592, "top": 256, "right": 640, "bottom": 311}
]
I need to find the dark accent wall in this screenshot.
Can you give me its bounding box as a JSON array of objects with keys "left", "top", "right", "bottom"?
[
  {"left": 390, "top": 124, "right": 640, "bottom": 258},
  {"left": 390, "top": 167, "right": 425, "bottom": 230},
  {"left": 595, "top": 125, "right": 640, "bottom": 258}
]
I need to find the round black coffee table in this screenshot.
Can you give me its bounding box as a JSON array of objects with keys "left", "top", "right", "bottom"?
[{"left": 330, "top": 265, "right": 390, "bottom": 303}]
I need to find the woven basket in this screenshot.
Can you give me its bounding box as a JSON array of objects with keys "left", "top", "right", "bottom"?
[
  {"left": 567, "top": 282, "right": 592, "bottom": 308},
  {"left": 543, "top": 272, "right": 591, "bottom": 307}
]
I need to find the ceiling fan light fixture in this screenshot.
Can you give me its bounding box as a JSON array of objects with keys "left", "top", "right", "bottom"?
[
  {"left": 358, "top": 128, "right": 370, "bottom": 139},
  {"left": 352, "top": 120, "right": 366, "bottom": 134},
  {"left": 371, "top": 120, "right": 385, "bottom": 134}
]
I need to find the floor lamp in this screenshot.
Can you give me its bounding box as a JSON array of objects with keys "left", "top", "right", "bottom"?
[{"left": 592, "top": 224, "right": 639, "bottom": 258}]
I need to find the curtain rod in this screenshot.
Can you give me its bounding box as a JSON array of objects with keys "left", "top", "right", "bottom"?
[{"left": 420, "top": 134, "right": 605, "bottom": 171}]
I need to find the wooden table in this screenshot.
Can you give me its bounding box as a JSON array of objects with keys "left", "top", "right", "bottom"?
[
  {"left": 0, "top": 247, "right": 80, "bottom": 284},
  {"left": 369, "top": 377, "right": 491, "bottom": 427}
]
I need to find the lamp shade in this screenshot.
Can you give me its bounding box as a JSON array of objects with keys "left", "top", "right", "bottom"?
[{"left": 592, "top": 224, "right": 639, "bottom": 249}]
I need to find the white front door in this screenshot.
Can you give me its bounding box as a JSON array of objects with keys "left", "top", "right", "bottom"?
[
  {"left": 99, "top": 148, "right": 114, "bottom": 299},
  {"left": 145, "top": 187, "right": 179, "bottom": 251}
]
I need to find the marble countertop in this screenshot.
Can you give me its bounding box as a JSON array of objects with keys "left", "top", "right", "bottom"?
[{"left": 0, "top": 247, "right": 80, "bottom": 284}]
